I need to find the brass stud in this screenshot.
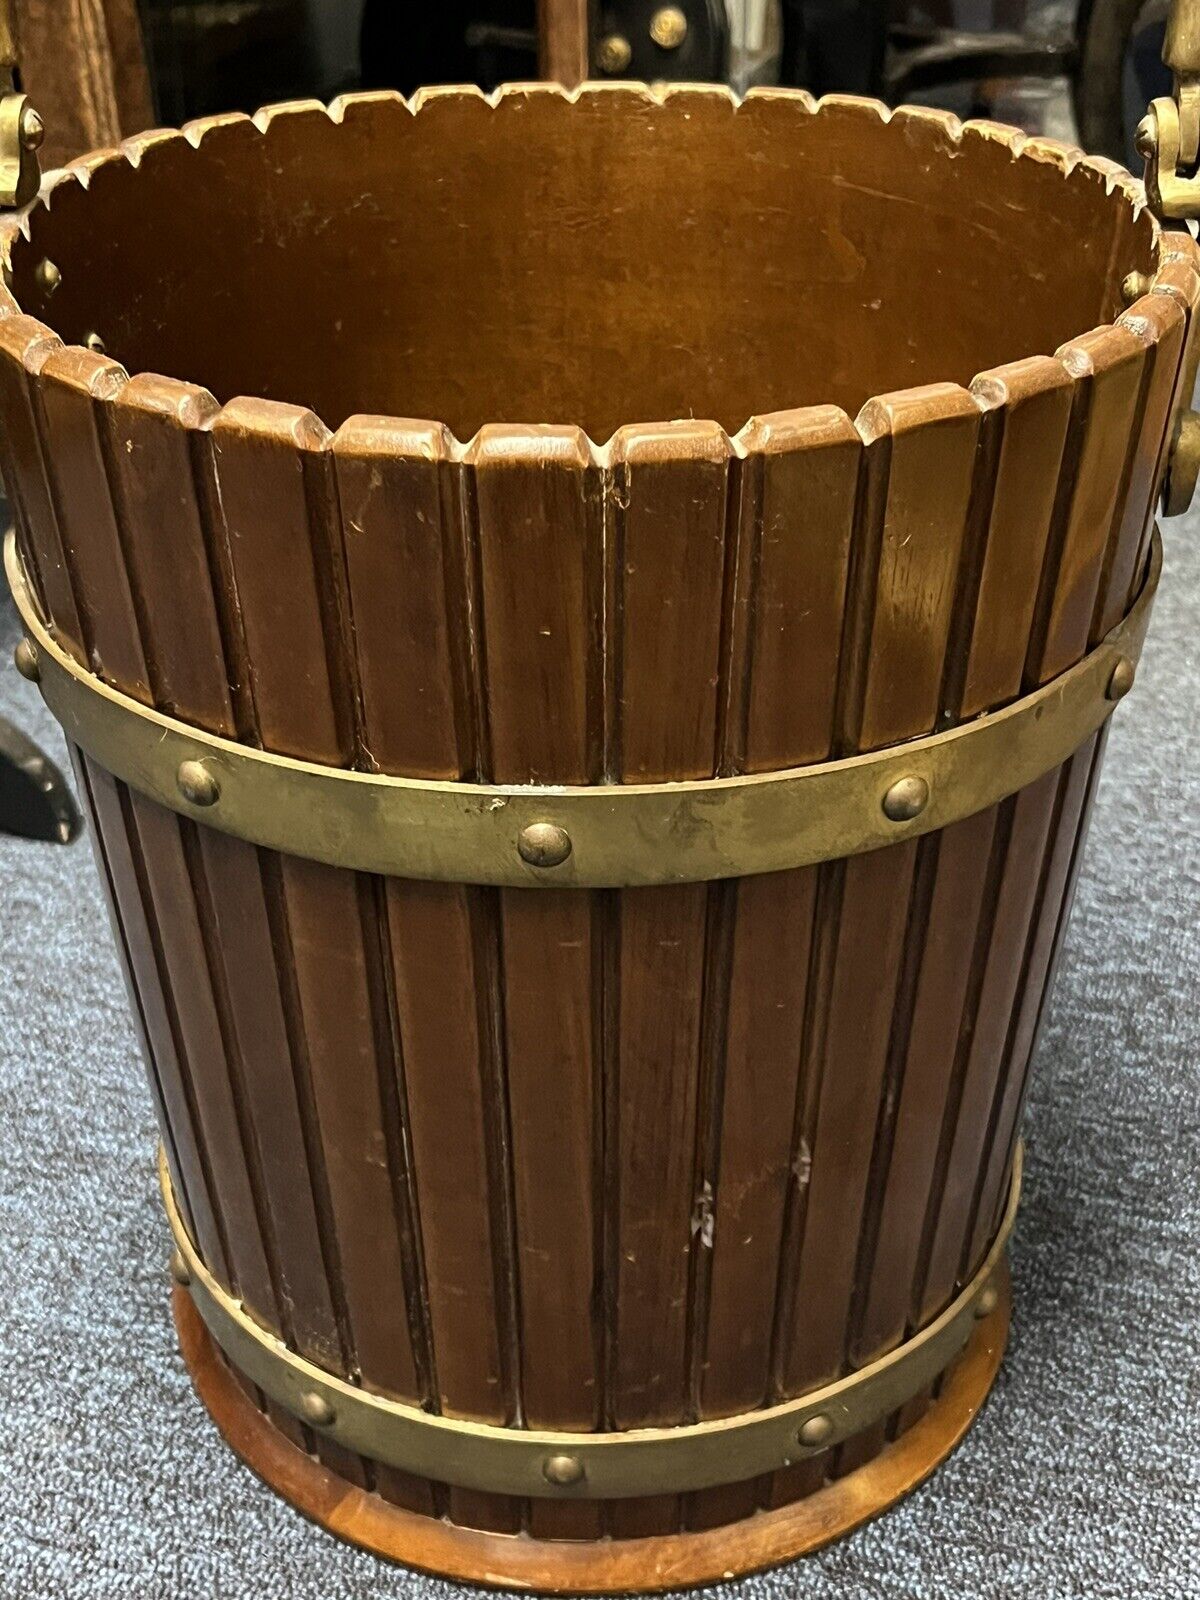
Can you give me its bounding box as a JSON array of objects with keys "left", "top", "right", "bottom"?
[
  {"left": 1135, "top": 113, "right": 1157, "bottom": 161},
  {"left": 596, "top": 33, "right": 633, "bottom": 73},
  {"left": 14, "top": 637, "right": 39, "bottom": 683},
  {"left": 882, "top": 775, "right": 929, "bottom": 823},
  {"left": 35, "top": 258, "right": 61, "bottom": 296},
  {"left": 543, "top": 1453, "right": 585, "bottom": 1487},
  {"left": 169, "top": 1248, "right": 190, "bottom": 1287},
  {"left": 1107, "top": 656, "right": 1135, "bottom": 702},
  {"left": 177, "top": 759, "right": 220, "bottom": 808},
  {"left": 975, "top": 1283, "right": 1000, "bottom": 1320},
  {"left": 649, "top": 5, "right": 688, "bottom": 49},
  {"left": 19, "top": 105, "right": 45, "bottom": 151},
  {"left": 300, "top": 1391, "right": 336, "bottom": 1427},
  {"left": 518, "top": 821, "right": 572, "bottom": 869},
  {"left": 797, "top": 1413, "right": 834, "bottom": 1449},
  {"left": 1122, "top": 270, "right": 1152, "bottom": 304},
  {"left": 83, "top": 331, "right": 106, "bottom": 354}
]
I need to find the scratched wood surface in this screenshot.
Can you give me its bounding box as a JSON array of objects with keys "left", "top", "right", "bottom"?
[{"left": 0, "top": 87, "right": 1194, "bottom": 1561}]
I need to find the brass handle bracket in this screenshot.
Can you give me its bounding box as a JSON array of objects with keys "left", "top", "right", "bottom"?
[
  {"left": 1142, "top": 0, "right": 1200, "bottom": 221},
  {"left": 0, "top": 2, "right": 41, "bottom": 208},
  {"left": 1137, "top": 2, "right": 1200, "bottom": 512}
]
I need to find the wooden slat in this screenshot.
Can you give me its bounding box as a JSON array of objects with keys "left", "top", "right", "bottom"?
[
  {"left": 333, "top": 416, "right": 510, "bottom": 1528},
  {"left": 469, "top": 426, "right": 605, "bottom": 1541},
  {"left": 42, "top": 359, "right": 342, "bottom": 1448},
  {"left": 103, "top": 375, "right": 234, "bottom": 728},
  {"left": 99, "top": 372, "right": 348, "bottom": 1371},
  {"left": 35, "top": 351, "right": 284, "bottom": 1307},
  {"left": 776, "top": 385, "right": 977, "bottom": 1400},
  {"left": 1030, "top": 324, "right": 1147, "bottom": 684},
  {"left": 917, "top": 769, "right": 1058, "bottom": 1322},
  {"left": 850, "top": 355, "right": 1071, "bottom": 1375},
  {"left": 0, "top": 316, "right": 85, "bottom": 653},
  {"left": 209, "top": 398, "right": 427, "bottom": 1494},
  {"left": 80, "top": 756, "right": 224, "bottom": 1275},
  {"left": 780, "top": 385, "right": 982, "bottom": 1487},
  {"left": 331, "top": 416, "right": 461, "bottom": 778},
  {"left": 127, "top": 795, "right": 280, "bottom": 1321},
  {"left": 959, "top": 357, "right": 1075, "bottom": 715},
  {"left": 917, "top": 318, "right": 1154, "bottom": 1324},
  {"left": 967, "top": 735, "right": 1102, "bottom": 1270},
  {"left": 1097, "top": 295, "right": 1186, "bottom": 635},
  {"left": 850, "top": 805, "right": 995, "bottom": 1366},
  {"left": 0, "top": 342, "right": 217, "bottom": 1270},
  {"left": 876, "top": 314, "right": 1161, "bottom": 1430},
  {"left": 683, "top": 410, "right": 857, "bottom": 1529},
  {"left": 605, "top": 423, "right": 733, "bottom": 1539},
  {"left": 35, "top": 346, "right": 149, "bottom": 695}
]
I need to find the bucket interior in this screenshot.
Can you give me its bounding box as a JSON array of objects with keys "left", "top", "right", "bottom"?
[{"left": 9, "top": 88, "right": 1154, "bottom": 441}]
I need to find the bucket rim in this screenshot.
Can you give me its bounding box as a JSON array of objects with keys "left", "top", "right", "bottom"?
[{"left": 1, "top": 82, "right": 1197, "bottom": 460}]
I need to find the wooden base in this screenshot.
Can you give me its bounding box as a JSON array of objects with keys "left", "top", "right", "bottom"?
[{"left": 172, "top": 1263, "right": 1010, "bottom": 1594}]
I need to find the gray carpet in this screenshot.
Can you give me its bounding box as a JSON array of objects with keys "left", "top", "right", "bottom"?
[{"left": 1, "top": 510, "right": 1197, "bottom": 1600}]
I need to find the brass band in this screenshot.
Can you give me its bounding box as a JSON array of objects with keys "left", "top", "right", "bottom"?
[
  {"left": 8, "top": 529, "right": 1157, "bottom": 890},
  {"left": 161, "top": 1142, "right": 1020, "bottom": 1500}
]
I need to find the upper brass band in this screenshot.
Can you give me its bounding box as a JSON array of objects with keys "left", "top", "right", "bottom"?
[{"left": 7, "top": 528, "right": 1157, "bottom": 889}]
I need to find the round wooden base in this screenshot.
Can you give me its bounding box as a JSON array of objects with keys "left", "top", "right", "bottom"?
[{"left": 173, "top": 1263, "right": 1010, "bottom": 1594}]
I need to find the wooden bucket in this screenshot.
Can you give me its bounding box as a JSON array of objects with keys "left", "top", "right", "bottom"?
[{"left": 3, "top": 85, "right": 1195, "bottom": 1592}]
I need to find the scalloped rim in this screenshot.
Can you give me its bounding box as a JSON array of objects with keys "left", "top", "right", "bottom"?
[{"left": 0, "top": 82, "right": 1195, "bottom": 461}]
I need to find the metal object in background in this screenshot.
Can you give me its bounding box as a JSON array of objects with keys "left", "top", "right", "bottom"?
[
  {"left": 885, "top": 20, "right": 1075, "bottom": 104},
  {"left": 1076, "top": 0, "right": 1172, "bottom": 163},
  {"left": 0, "top": 707, "right": 80, "bottom": 844},
  {"left": 593, "top": 0, "right": 729, "bottom": 80}
]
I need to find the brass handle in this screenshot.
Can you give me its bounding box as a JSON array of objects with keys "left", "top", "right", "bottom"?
[
  {"left": 0, "top": 0, "right": 41, "bottom": 209},
  {"left": 1135, "top": 2, "right": 1200, "bottom": 515},
  {"left": 1141, "top": 0, "right": 1200, "bottom": 219}
]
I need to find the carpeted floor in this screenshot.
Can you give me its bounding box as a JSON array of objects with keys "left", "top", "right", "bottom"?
[{"left": 1, "top": 507, "right": 1197, "bottom": 1600}]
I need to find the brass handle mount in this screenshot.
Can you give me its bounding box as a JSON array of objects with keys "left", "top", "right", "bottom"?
[{"left": 0, "top": 1, "right": 42, "bottom": 209}]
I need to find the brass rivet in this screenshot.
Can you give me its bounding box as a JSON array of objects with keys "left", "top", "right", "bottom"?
[
  {"left": 1122, "top": 270, "right": 1152, "bottom": 304},
  {"left": 543, "top": 1453, "right": 585, "bottom": 1487},
  {"left": 882, "top": 775, "right": 929, "bottom": 823},
  {"left": 797, "top": 1413, "right": 834, "bottom": 1449},
  {"left": 169, "top": 1248, "right": 190, "bottom": 1287},
  {"left": 14, "top": 637, "right": 39, "bottom": 682},
  {"left": 35, "top": 258, "right": 61, "bottom": 295},
  {"left": 1135, "top": 113, "right": 1157, "bottom": 160},
  {"left": 596, "top": 33, "right": 633, "bottom": 73},
  {"left": 83, "top": 331, "right": 106, "bottom": 354},
  {"left": 300, "top": 1391, "right": 336, "bottom": 1427},
  {"left": 1107, "top": 656, "right": 1135, "bottom": 702},
  {"left": 975, "top": 1283, "right": 1000, "bottom": 1320},
  {"left": 518, "top": 821, "right": 572, "bottom": 869},
  {"left": 19, "top": 105, "right": 45, "bottom": 151},
  {"left": 650, "top": 5, "right": 688, "bottom": 48},
  {"left": 177, "top": 759, "right": 220, "bottom": 808}
]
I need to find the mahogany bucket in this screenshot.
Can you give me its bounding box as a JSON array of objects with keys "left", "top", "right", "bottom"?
[{"left": 2, "top": 84, "right": 1196, "bottom": 1592}]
